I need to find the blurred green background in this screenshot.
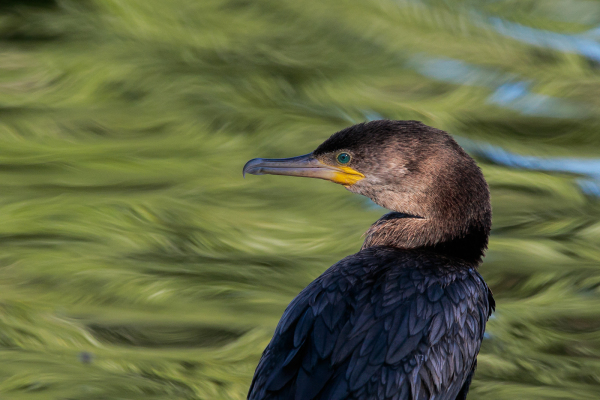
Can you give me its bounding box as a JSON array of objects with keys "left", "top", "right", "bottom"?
[{"left": 1, "top": 0, "right": 600, "bottom": 399}]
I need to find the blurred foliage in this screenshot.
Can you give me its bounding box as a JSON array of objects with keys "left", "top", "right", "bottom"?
[{"left": 0, "top": 0, "right": 600, "bottom": 398}]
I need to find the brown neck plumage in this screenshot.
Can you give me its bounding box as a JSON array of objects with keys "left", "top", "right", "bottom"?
[
  {"left": 362, "top": 210, "right": 491, "bottom": 265},
  {"left": 355, "top": 133, "right": 492, "bottom": 265}
]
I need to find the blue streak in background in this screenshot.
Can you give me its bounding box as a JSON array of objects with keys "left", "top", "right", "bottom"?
[
  {"left": 587, "top": 25, "right": 600, "bottom": 38},
  {"left": 461, "top": 138, "right": 600, "bottom": 198},
  {"left": 408, "top": 56, "right": 507, "bottom": 88},
  {"left": 488, "top": 82, "right": 581, "bottom": 118},
  {"left": 490, "top": 17, "right": 600, "bottom": 62},
  {"left": 473, "top": 144, "right": 600, "bottom": 179},
  {"left": 407, "top": 55, "right": 585, "bottom": 118}
]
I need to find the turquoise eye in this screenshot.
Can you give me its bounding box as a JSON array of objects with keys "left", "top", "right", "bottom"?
[{"left": 337, "top": 152, "right": 351, "bottom": 164}]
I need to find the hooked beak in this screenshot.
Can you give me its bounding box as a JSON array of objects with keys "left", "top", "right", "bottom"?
[{"left": 243, "top": 153, "right": 364, "bottom": 186}]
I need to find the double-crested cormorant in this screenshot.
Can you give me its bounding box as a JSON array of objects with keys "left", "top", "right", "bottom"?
[{"left": 243, "top": 120, "right": 494, "bottom": 400}]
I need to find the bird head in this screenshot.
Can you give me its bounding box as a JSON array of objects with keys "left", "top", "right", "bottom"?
[{"left": 243, "top": 120, "right": 490, "bottom": 227}]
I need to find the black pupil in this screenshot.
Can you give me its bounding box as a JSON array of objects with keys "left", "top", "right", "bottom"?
[{"left": 338, "top": 153, "right": 350, "bottom": 163}]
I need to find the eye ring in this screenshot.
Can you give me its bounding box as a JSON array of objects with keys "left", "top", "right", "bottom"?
[{"left": 336, "top": 152, "right": 351, "bottom": 164}]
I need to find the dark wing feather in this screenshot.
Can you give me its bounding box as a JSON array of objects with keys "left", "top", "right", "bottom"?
[{"left": 248, "top": 247, "right": 493, "bottom": 400}]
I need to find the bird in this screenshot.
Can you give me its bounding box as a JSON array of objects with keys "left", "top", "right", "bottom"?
[{"left": 242, "top": 120, "right": 494, "bottom": 400}]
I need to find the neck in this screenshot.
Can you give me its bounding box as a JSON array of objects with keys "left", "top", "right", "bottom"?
[{"left": 362, "top": 212, "right": 490, "bottom": 265}]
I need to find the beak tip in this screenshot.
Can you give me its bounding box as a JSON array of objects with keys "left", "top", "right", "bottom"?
[{"left": 243, "top": 158, "right": 261, "bottom": 177}]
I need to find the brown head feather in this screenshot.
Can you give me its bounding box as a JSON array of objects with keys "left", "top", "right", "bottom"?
[{"left": 315, "top": 120, "right": 491, "bottom": 264}]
